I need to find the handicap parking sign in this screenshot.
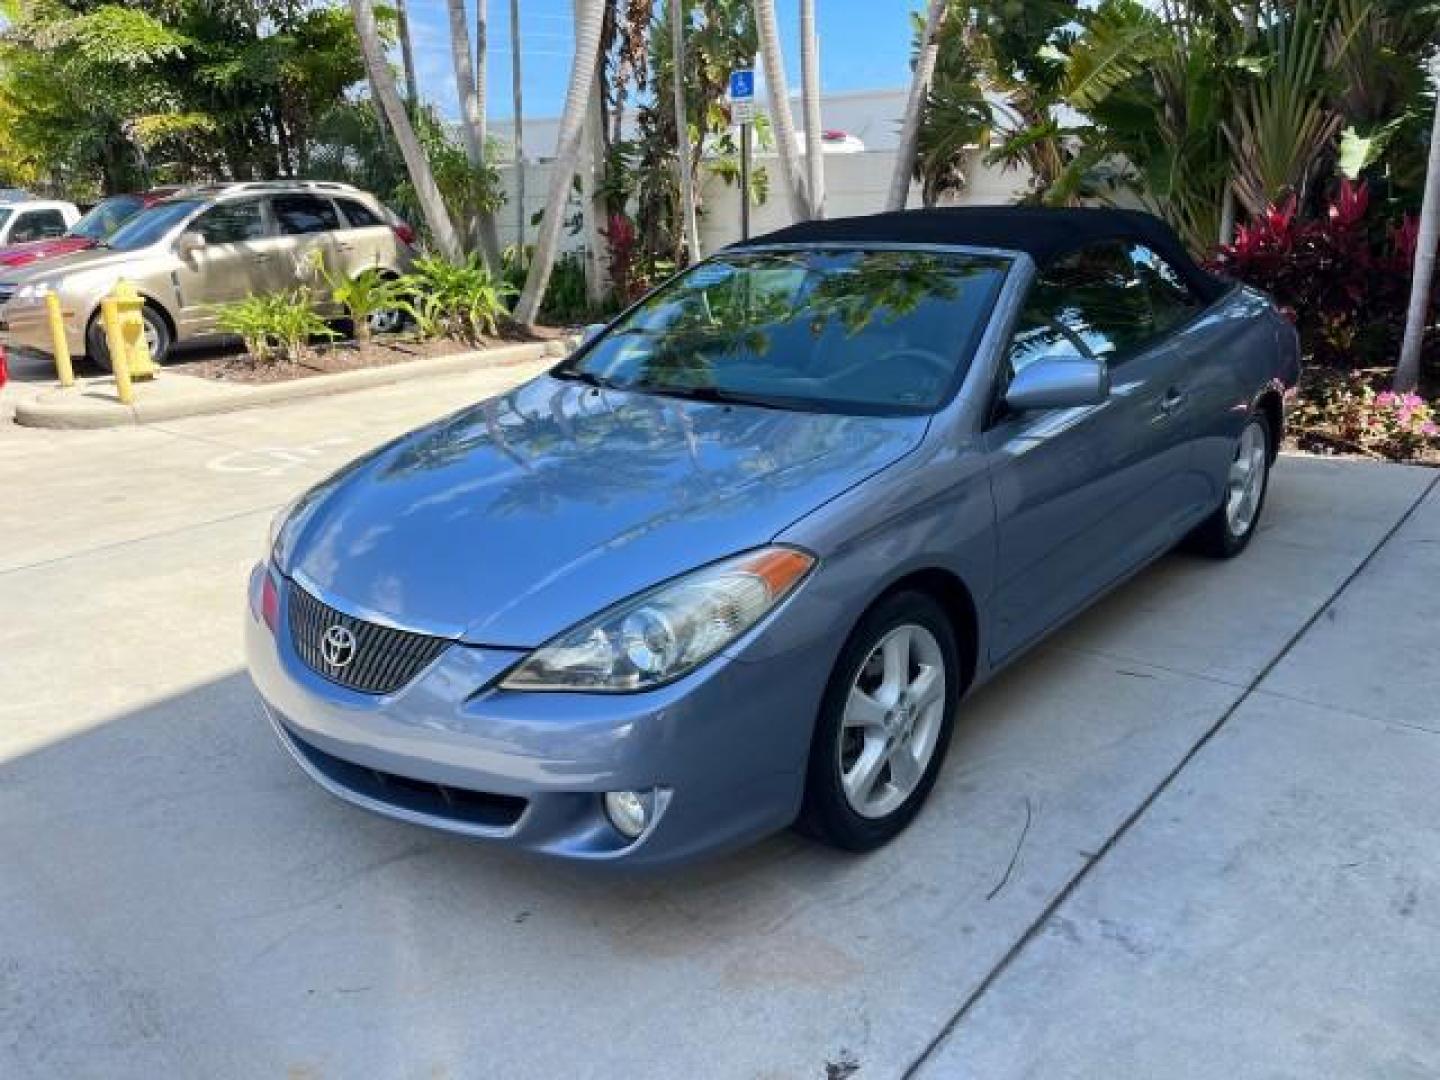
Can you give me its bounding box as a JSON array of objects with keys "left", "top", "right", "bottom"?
[{"left": 728, "top": 69, "right": 755, "bottom": 102}]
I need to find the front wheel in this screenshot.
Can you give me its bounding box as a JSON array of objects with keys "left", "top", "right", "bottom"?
[
  {"left": 86, "top": 305, "right": 170, "bottom": 372},
  {"left": 1188, "top": 412, "right": 1272, "bottom": 558},
  {"left": 798, "top": 591, "right": 962, "bottom": 852}
]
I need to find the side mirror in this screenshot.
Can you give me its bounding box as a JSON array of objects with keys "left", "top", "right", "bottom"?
[
  {"left": 580, "top": 322, "right": 607, "bottom": 347},
  {"left": 175, "top": 231, "right": 206, "bottom": 257},
  {"left": 1004, "top": 356, "right": 1110, "bottom": 413}
]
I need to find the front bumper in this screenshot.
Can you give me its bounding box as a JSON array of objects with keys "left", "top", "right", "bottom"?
[
  {"left": 246, "top": 565, "right": 833, "bottom": 867},
  {"left": 0, "top": 300, "right": 85, "bottom": 357}
]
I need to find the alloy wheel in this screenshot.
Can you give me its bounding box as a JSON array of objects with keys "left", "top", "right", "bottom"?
[
  {"left": 368, "top": 308, "right": 403, "bottom": 335},
  {"left": 839, "top": 623, "right": 947, "bottom": 819},
  {"left": 1226, "top": 420, "right": 1268, "bottom": 537}
]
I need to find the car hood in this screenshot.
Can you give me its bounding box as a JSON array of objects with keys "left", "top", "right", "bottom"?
[
  {"left": 0, "top": 246, "right": 146, "bottom": 284},
  {"left": 286, "top": 375, "right": 927, "bottom": 646},
  {"left": 0, "top": 236, "right": 94, "bottom": 268}
]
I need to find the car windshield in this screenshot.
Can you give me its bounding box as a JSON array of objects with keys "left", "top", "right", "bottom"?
[
  {"left": 71, "top": 195, "right": 145, "bottom": 240},
  {"left": 0, "top": 208, "right": 11, "bottom": 231},
  {"left": 104, "top": 199, "right": 204, "bottom": 251},
  {"left": 560, "top": 248, "right": 1009, "bottom": 414}
]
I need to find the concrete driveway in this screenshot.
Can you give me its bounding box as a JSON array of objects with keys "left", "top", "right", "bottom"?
[{"left": 2, "top": 366, "right": 1437, "bottom": 1079}]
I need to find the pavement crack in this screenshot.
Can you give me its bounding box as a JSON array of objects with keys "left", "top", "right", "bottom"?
[
  {"left": 986, "top": 795, "right": 1033, "bottom": 902},
  {"left": 900, "top": 469, "right": 1440, "bottom": 1080}
]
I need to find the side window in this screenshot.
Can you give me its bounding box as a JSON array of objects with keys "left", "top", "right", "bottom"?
[
  {"left": 11, "top": 210, "right": 67, "bottom": 242},
  {"left": 272, "top": 194, "right": 342, "bottom": 235},
  {"left": 1129, "top": 244, "right": 1202, "bottom": 334},
  {"left": 1006, "top": 242, "right": 1154, "bottom": 374},
  {"left": 193, "top": 200, "right": 266, "bottom": 244},
  {"left": 335, "top": 198, "right": 384, "bottom": 229}
]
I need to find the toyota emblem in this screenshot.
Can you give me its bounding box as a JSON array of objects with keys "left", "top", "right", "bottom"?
[{"left": 320, "top": 624, "right": 358, "bottom": 669}]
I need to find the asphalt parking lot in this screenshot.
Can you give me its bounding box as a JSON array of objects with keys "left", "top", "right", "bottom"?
[{"left": 3, "top": 362, "right": 1438, "bottom": 1079}]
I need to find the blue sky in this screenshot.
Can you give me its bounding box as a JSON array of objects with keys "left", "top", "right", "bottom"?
[{"left": 404, "top": 1, "right": 923, "bottom": 121}]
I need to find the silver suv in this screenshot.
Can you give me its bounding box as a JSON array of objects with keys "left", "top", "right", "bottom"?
[{"left": 0, "top": 181, "right": 414, "bottom": 367}]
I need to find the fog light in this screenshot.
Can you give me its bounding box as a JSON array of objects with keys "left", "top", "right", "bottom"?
[{"left": 603, "top": 789, "right": 652, "bottom": 840}]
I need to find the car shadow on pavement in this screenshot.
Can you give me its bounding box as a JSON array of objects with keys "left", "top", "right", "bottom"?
[{"left": 2, "top": 626, "right": 1247, "bottom": 1078}]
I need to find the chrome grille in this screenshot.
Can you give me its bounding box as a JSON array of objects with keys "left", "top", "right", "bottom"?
[{"left": 288, "top": 583, "right": 448, "bottom": 695}]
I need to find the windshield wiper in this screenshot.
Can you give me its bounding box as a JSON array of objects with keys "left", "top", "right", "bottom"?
[
  {"left": 632, "top": 383, "right": 788, "bottom": 411},
  {"left": 555, "top": 368, "right": 624, "bottom": 391}
]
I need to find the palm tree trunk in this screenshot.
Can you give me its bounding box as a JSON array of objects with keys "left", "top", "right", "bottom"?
[
  {"left": 672, "top": 0, "right": 702, "bottom": 262},
  {"left": 447, "top": 0, "right": 484, "bottom": 251},
  {"left": 1395, "top": 61, "right": 1440, "bottom": 393},
  {"left": 395, "top": 0, "right": 421, "bottom": 111},
  {"left": 799, "top": 0, "right": 825, "bottom": 219},
  {"left": 754, "top": 0, "right": 810, "bottom": 222},
  {"left": 510, "top": 0, "right": 526, "bottom": 256},
  {"left": 580, "top": 2, "right": 609, "bottom": 303},
  {"left": 514, "top": 0, "right": 607, "bottom": 327},
  {"left": 476, "top": 0, "right": 503, "bottom": 268},
  {"left": 445, "top": 0, "right": 503, "bottom": 267},
  {"left": 350, "top": 0, "right": 464, "bottom": 261},
  {"left": 887, "top": 0, "right": 944, "bottom": 212}
]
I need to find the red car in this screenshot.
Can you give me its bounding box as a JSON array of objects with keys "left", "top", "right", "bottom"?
[{"left": 0, "top": 190, "right": 179, "bottom": 270}]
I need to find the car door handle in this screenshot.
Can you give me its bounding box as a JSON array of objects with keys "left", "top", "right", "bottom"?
[
  {"left": 335, "top": 242, "right": 354, "bottom": 252},
  {"left": 1157, "top": 387, "right": 1188, "bottom": 416},
  {"left": 252, "top": 254, "right": 274, "bottom": 262}
]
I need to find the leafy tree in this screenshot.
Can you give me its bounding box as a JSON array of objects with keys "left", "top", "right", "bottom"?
[{"left": 0, "top": 0, "right": 369, "bottom": 191}]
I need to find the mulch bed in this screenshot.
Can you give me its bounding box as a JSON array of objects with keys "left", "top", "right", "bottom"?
[
  {"left": 174, "top": 324, "right": 572, "bottom": 385},
  {"left": 1284, "top": 432, "right": 1440, "bottom": 467}
]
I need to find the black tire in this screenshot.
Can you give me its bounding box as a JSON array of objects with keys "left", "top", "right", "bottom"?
[
  {"left": 797, "top": 590, "right": 962, "bottom": 852},
  {"left": 1187, "top": 410, "right": 1273, "bottom": 558},
  {"left": 86, "top": 304, "right": 171, "bottom": 372}
]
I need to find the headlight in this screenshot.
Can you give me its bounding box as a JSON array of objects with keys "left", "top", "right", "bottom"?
[
  {"left": 267, "top": 493, "right": 315, "bottom": 571},
  {"left": 502, "top": 546, "right": 815, "bottom": 692},
  {"left": 13, "top": 282, "right": 54, "bottom": 302}
]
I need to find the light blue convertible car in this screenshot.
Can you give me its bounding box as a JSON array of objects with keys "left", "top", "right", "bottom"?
[{"left": 247, "top": 207, "right": 1300, "bottom": 867}]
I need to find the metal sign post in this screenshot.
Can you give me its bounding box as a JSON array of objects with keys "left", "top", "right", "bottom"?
[{"left": 729, "top": 68, "right": 756, "bottom": 241}]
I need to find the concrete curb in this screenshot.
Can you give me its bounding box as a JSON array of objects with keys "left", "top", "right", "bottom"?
[{"left": 13, "top": 338, "right": 573, "bottom": 430}]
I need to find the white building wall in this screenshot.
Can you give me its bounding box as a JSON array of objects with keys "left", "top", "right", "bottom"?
[{"left": 494, "top": 148, "right": 1032, "bottom": 256}]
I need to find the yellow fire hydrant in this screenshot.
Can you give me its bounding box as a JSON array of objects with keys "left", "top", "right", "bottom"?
[{"left": 100, "top": 280, "right": 158, "bottom": 404}]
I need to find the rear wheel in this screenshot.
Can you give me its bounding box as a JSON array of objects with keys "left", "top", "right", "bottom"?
[
  {"left": 366, "top": 306, "right": 405, "bottom": 336},
  {"left": 798, "top": 591, "right": 961, "bottom": 851},
  {"left": 86, "top": 305, "right": 170, "bottom": 372},
  {"left": 1189, "top": 412, "right": 1272, "bottom": 558}
]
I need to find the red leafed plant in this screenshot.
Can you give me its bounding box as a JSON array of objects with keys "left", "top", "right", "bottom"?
[
  {"left": 602, "top": 213, "right": 649, "bottom": 304},
  {"left": 1208, "top": 180, "right": 1421, "bottom": 370}
]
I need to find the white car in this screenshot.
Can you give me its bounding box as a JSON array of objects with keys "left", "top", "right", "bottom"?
[{"left": 0, "top": 200, "right": 81, "bottom": 246}]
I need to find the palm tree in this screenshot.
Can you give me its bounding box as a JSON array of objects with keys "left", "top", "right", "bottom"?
[
  {"left": 888, "top": 0, "right": 945, "bottom": 212},
  {"left": 395, "top": 0, "right": 421, "bottom": 111},
  {"left": 799, "top": 0, "right": 825, "bottom": 218},
  {"left": 447, "top": 0, "right": 483, "bottom": 222},
  {"left": 581, "top": 0, "right": 610, "bottom": 300},
  {"left": 475, "top": 0, "right": 502, "bottom": 268},
  {"left": 514, "top": 0, "right": 607, "bottom": 326},
  {"left": 349, "top": 0, "right": 464, "bottom": 261},
  {"left": 1396, "top": 54, "right": 1440, "bottom": 393},
  {"left": 673, "top": 0, "right": 702, "bottom": 262},
  {"left": 753, "top": 0, "right": 809, "bottom": 221},
  {"left": 510, "top": 0, "right": 525, "bottom": 254}
]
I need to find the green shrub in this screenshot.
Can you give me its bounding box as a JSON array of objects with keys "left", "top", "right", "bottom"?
[
  {"left": 502, "top": 245, "right": 618, "bottom": 324},
  {"left": 398, "top": 255, "right": 516, "bottom": 343},
  {"left": 325, "top": 266, "right": 405, "bottom": 346},
  {"left": 214, "top": 289, "right": 336, "bottom": 364}
]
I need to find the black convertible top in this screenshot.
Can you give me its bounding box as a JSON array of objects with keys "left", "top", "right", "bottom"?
[{"left": 732, "top": 206, "right": 1227, "bottom": 303}]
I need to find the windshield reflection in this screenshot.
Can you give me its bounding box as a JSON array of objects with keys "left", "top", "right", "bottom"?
[{"left": 561, "top": 249, "right": 1008, "bottom": 415}]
